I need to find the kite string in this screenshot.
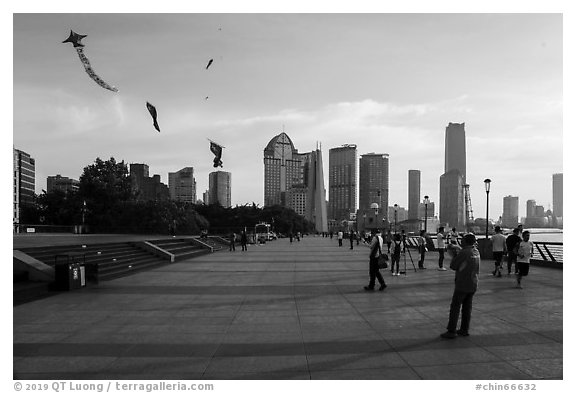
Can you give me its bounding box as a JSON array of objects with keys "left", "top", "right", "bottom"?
[{"left": 75, "top": 47, "right": 118, "bottom": 92}]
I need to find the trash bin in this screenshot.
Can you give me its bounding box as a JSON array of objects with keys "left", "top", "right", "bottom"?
[
  {"left": 54, "top": 252, "right": 87, "bottom": 291},
  {"left": 55, "top": 263, "right": 86, "bottom": 290}
]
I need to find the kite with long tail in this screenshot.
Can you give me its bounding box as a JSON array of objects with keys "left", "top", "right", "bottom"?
[
  {"left": 62, "top": 30, "right": 118, "bottom": 92},
  {"left": 209, "top": 140, "right": 224, "bottom": 167}
]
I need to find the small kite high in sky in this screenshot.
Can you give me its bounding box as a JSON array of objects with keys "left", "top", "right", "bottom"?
[
  {"left": 146, "top": 102, "right": 161, "bottom": 132},
  {"left": 206, "top": 59, "right": 214, "bottom": 70},
  {"left": 210, "top": 140, "right": 224, "bottom": 167},
  {"left": 62, "top": 30, "right": 118, "bottom": 92}
]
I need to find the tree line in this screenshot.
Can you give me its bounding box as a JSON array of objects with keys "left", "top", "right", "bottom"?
[{"left": 20, "top": 157, "right": 315, "bottom": 235}]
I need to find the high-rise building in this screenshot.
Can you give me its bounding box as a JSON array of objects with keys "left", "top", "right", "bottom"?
[
  {"left": 440, "top": 123, "right": 467, "bottom": 231},
  {"left": 418, "top": 201, "right": 435, "bottom": 219},
  {"left": 359, "top": 153, "right": 389, "bottom": 213},
  {"left": 305, "top": 148, "right": 328, "bottom": 232},
  {"left": 287, "top": 183, "right": 307, "bottom": 216},
  {"left": 444, "top": 122, "right": 467, "bottom": 182},
  {"left": 408, "top": 170, "right": 421, "bottom": 220},
  {"left": 13, "top": 147, "right": 35, "bottom": 225},
  {"left": 439, "top": 169, "right": 466, "bottom": 230},
  {"left": 328, "top": 144, "right": 357, "bottom": 221},
  {"left": 202, "top": 190, "right": 210, "bottom": 205},
  {"left": 209, "top": 171, "right": 232, "bottom": 208},
  {"left": 168, "top": 167, "right": 197, "bottom": 203},
  {"left": 526, "top": 199, "right": 536, "bottom": 218},
  {"left": 263, "top": 132, "right": 309, "bottom": 208},
  {"left": 502, "top": 195, "right": 519, "bottom": 228},
  {"left": 130, "top": 163, "right": 169, "bottom": 201},
  {"left": 47, "top": 175, "right": 79, "bottom": 194},
  {"left": 552, "top": 173, "right": 563, "bottom": 217}
]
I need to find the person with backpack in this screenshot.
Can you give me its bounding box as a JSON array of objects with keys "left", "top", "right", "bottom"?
[
  {"left": 390, "top": 233, "right": 403, "bottom": 276},
  {"left": 364, "top": 229, "right": 387, "bottom": 291}
]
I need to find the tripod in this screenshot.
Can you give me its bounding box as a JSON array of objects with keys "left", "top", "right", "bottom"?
[{"left": 400, "top": 238, "right": 417, "bottom": 274}]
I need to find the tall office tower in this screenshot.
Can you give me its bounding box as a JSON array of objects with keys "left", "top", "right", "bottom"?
[
  {"left": 305, "top": 148, "right": 328, "bottom": 232},
  {"left": 444, "top": 122, "right": 467, "bottom": 182},
  {"left": 203, "top": 190, "right": 210, "bottom": 205},
  {"left": 408, "top": 170, "right": 421, "bottom": 220},
  {"left": 526, "top": 199, "right": 536, "bottom": 218},
  {"left": 359, "top": 153, "right": 389, "bottom": 213},
  {"left": 502, "top": 195, "right": 519, "bottom": 228},
  {"left": 287, "top": 184, "right": 308, "bottom": 216},
  {"left": 168, "top": 167, "right": 197, "bottom": 203},
  {"left": 130, "top": 163, "right": 169, "bottom": 201},
  {"left": 263, "top": 132, "right": 309, "bottom": 208},
  {"left": 439, "top": 169, "right": 466, "bottom": 230},
  {"left": 13, "top": 148, "right": 35, "bottom": 225},
  {"left": 47, "top": 175, "right": 80, "bottom": 194},
  {"left": 328, "top": 144, "right": 357, "bottom": 221},
  {"left": 552, "top": 173, "right": 563, "bottom": 217},
  {"left": 209, "top": 171, "right": 232, "bottom": 208},
  {"left": 418, "top": 201, "right": 435, "bottom": 219}
]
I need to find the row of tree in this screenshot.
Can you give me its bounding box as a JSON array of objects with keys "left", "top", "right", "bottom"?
[{"left": 20, "top": 157, "right": 315, "bottom": 235}]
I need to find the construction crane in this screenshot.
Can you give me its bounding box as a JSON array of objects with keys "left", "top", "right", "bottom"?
[{"left": 463, "top": 184, "right": 474, "bottom": 230}]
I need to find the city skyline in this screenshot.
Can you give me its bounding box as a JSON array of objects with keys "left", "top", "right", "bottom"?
[{"left": 12, "top": 13, "right": 563, "bottom": 220}]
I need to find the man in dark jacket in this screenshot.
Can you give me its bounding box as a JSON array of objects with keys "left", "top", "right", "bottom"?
[
  {"left": 505, "top": 228, "right": 522, "bottom": 275},
  {"left": 441, "top": 233, "right": 480, "bottom": 338}
]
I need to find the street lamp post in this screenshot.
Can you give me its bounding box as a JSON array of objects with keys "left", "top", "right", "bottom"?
[
  {"left": 423, "top": 195, "right": 429, "bottom": 233},
  {"left": 394, "top": 204, "right": 398, "bottom": 234},
  {"left": 484, "top": 179, "right": 491, "bottom": 239}
]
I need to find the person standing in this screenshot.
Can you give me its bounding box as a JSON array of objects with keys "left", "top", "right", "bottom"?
[
  {"left": 440, "top": 233, "right": 481, "bottom": 338},
  {"left": 338, "top": 230, "right": 344, "bottom": 247},
  {"left": 491, "top": 226, "right": 507, "bottom": 277},
  {"left": 229, "top": 231, "right": 236, "bottom": 252},
  {"left": 385, "top": 230, "right": 393, "bottom": 253},
  {"left": 505, "top": 228, "right": 522, "bottom": 275},
  {"left": 390, "top": 233, "right": 402, "bottom": 276},
  {"left": 349, "top": 230, "right": 355, "bottom": 250},
  {"left": 437, "top": 226, "right": 447, "bottom": 271},
  {"left": 364, "top": 229, "right": 387, "bottom": 291},
  {"left": 240, "top": 230, "right": 248, "bottom": 251},
  {"left": 516, "top": 231, "right": 534, "bottom": 289},
  {"left": 418, "top": 230, "right": 427, "bottom": 269},
  {"left": 448, "top": 227, "right": 459, "bottom": 246}
]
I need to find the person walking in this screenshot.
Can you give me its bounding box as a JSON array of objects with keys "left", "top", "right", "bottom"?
[
  {"left": 505, "top": 228, "right": 521, "bottom": 275},
  {"left": 516, "top": 231, "right": 534, "bottom": 289},
  {"left": 364, "top": 229, "right": 387, "bottom": 291},
  {"left": 390, "top": 233, "right": 402, "bottom": 276},
  {"left": 229, "top": 231, "right": 236, "bottom": 252},
  {"left": 437, "top": 226, "right": 447, "bottom": 271},
  {"left": 240, "top": 230, "right": 248, "bottom": 251},
  {"left": 440, "top": 233, "right": 481, "bottom": 339},
  {"left": 338, "top": 230, "right": 344, "bottom": 247},
  {"left": 349, "top": 230, "right": 355, "bottom": 250},
  {"left": 491, "top": 226, "right": 507, "bottom": 277},
  {"left": 418, "top": 230, "right": 427, "bottom": 269}
]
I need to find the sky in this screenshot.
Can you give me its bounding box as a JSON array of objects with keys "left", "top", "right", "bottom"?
[{"left": 10, "top": 10, "right": 564, "bottom": 221}]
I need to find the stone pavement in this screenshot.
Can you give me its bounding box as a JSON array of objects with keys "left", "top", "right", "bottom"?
[{"left": 13, "top": 236, "right": 563, "bottom": 380}]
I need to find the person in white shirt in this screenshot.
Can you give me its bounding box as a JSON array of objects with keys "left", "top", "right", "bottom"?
[
  {"left": 337, "top": 231, "right": 344, "bottom": 247},
  {"left": 491, "top": 226, "right": 507, "bottom": 277},
  {"left": 437, "top": 226, "right": 447, "bottom": 271},
  {"left": 516, "top": 231, "right": 534, "bottom": 289}
]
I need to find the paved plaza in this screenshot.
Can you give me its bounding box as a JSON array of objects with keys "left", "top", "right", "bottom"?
[{"left": 13, "top": 235, "right": 563, "bottom": 380}]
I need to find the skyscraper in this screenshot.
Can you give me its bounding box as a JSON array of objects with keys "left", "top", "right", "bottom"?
[
  {"left": 552, "top": 173, "right": 563, "bottom": 217},
  {"left": 359, "top": 153, "right": 389, "bottom": 213},
  {"left": 444, "top": 122, "right": 467, "bottom": 181},
  {"left": 169, "top": 167, "right": 197, "bottom": 203},
  {"left": 439, "top": 169, "right": 466, "bottom": 230},
  {"left": 263, "top": 132, "right": 308, "bottom": 208},
  {"left": 502, "top": 195, "right": 519, "bottom": 228},
  {"left": 305, "top": 148, "right": 328, "bottom": 232},
  {"left": 440, "top": 123, "right": 467, "bottom": 231},
  {"left": 526, "top": 199, "right": 536, "bottom": 218},
  {"left": 328, "top": 144, "right": 357, "bottom": 221},
  {"left": 408, "top": 170, "right": 421, "bottom": 220},
  {"left": 209, "top": 171, "right": 232, "bottom": 208},
  {"left": 13, "top": 147, "right": 35, "bottom": 226}
]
